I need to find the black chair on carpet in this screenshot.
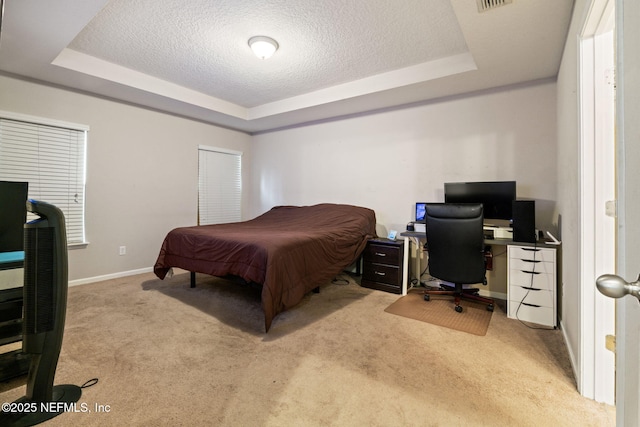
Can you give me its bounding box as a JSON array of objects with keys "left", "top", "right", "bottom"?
[{"left": 423, "top": 203, "right": 494, "bottom": 313}]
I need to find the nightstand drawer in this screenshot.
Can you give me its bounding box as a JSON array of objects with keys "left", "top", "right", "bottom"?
[
  {"left": 363, "top": 243, "right": 401, "bottom": 265},
  {"left": 362, "top": 262, "right": 402, "bottom": 287}
]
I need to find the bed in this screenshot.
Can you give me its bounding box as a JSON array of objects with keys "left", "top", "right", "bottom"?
[{"left": 153, "top": 203, "right": 377, "bottom": 331}]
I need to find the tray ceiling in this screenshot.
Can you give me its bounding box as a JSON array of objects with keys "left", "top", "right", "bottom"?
[{"left": 0, "top": 0, "right": 574, "bottom": 134}]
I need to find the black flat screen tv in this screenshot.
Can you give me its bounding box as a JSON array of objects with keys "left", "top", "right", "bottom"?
[{"left": 444, "top": 181, "right": 516, "bottom": 222}]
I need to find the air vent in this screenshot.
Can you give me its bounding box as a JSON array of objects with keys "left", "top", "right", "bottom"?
[{"left": 477, "top": 0, "right": 513, "bottom": 13}]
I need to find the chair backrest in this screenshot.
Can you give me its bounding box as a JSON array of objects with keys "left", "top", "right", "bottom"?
[{"left": 425, "top": 203, "right": 486, "bottom": 285}]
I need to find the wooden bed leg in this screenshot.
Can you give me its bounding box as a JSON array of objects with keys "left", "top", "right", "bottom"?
[
  {"left": 312, "top": 286, "right": 320, "bottom": 293},
  {"left": 190, "top": 271, "right": 196, "bottom": 288}
]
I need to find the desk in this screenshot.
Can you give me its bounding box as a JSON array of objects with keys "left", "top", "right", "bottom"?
[
  {"left": 0, "top": 251, "right": 25, "bottom": 270},
  {"left": 0, "top": 251, "right": 24, "bottom": 344},
  {"left": 399, "top": 231, "right": 559, "bottom": 327},
  {"left": 0, "top": 251, "right": 28, "bottom": 381},
  {"left": 0, "top": 251, "right": 24, "bottom": 291}
]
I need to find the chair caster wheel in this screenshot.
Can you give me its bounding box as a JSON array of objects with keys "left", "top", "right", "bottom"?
[
  {"left": 487, "top": 304, "right": 494, "bottom": 312},
  {"left": 424, "top": 294, "right": 430, "bottom": 301},
  {"left": 455, "top": 305, "right": 463, "bottom": 313}
]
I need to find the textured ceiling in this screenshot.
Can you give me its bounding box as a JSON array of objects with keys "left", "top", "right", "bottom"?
[
  {"left": 69, "top": 0, "right": 469, "bottom": 108},
  {"left": 0, "top": 0, "right": 575, "bottom": 134}
]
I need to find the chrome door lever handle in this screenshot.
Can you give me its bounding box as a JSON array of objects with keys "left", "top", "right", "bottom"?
[{"left": 596, "top": 274, "right": 640, "bottom": 300}]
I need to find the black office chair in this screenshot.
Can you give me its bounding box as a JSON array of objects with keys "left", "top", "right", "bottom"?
[{"left": 423, "top": 203, "right": 494, "bottom": 313}]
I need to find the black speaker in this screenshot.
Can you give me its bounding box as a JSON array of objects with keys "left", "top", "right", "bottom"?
[{"left": 512, "top": 200, "right": 536, "bottom": 243}]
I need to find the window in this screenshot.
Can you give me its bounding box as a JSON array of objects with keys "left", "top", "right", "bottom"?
[
  {"left": 0, "top": 112, "right": 88, "bottom": 245},
  {"left": 198, "top": 145, "right": 242, "bottom": 225}
]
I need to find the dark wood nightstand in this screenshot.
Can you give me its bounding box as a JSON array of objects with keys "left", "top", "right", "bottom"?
[{"left": 361, "top": 238, "right": 404, "bottom": 294}]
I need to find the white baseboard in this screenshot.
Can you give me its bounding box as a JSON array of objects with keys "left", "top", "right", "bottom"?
[
  {"left": 69, "top": 267, "right": 153, "bottom": 287},
  {"left": 559, "top": 319, "right": 580, "bottom": 393}
]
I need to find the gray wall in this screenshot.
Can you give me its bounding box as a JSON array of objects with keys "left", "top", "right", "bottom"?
[
  {"left": 0, "top": 74, "right": 558, "bottom": 296},
  {"left": 0, "top": 74, "right": 252, "bottom": 282},
  {"left": 252, "top": 80, "right": 558, "bottom": 296},
  {"left": 252, "top": 81, "right": 557, "bottom": 231}
]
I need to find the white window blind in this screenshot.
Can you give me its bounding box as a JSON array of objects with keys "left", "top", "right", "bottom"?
[
  {"left": 0, "top": 115, "right": 87, "bottom": 245},
  {"left": 198, "top": 146, "right": 242, "bottom": 225}
]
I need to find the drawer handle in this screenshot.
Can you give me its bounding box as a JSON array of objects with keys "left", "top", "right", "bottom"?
[
  {"left": 521, "top": 302, "right": 541, "bottom": 308},
  {"left": 374, "top": 271, "right": 386, "bottom": 276},
  {"left": 522, "top": 259, "right": 541, "bottom": 263},
  {"left": 521, "top": 270, "right": 541, "bottom": 275},
  {"left": 521, "top": 286, "right": 541, "bottom": 291},
  {"left": 522, "top": 248, "right": 541, "bottom": 252},
  {"left": 375, "top": 252, "right": 387, "bottom": 257}
]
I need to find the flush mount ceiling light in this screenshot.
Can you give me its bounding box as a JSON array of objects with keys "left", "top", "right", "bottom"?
[{"left": 248, "top": 36, "right": 279, "bottom": 59}]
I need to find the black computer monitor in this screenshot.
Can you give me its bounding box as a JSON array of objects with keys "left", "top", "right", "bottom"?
[
  {"left": 0, "top": 181, "right": 29, "bottom": 252},
  {"left": 444, "top": 181, "right": 516, "bottom": 221}
]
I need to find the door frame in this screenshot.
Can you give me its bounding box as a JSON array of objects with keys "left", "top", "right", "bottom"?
[{"left": 578, "top": 0, "right": 616, "bottom": 404}]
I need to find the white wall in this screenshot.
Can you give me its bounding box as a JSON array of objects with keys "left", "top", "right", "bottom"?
[
  {"left": 0, "top": 74, "right": 252, "bottom": 282},
  {"left": 251, "top": 81, "right": 557, "bottom": 235}
]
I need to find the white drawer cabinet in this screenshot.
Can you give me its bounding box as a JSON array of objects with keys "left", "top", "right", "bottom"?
[{"left": 507, "top": 245, "right": 557, "bottom": 327}]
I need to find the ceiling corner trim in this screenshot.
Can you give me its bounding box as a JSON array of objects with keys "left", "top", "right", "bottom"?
[
  {"left": 51, "top": 48, "right": 248, "bottom": 120},
  {"left": 48, "top": 49, "right": 477, "bottom": 125},
  {"left": 247, "top": 52, "right": 477, "bottom": 120}
]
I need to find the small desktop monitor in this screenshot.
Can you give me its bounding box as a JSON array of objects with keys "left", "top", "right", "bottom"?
[
  {"left": 415, "top": 202, "right": 427, "bottom": 223},
  {"left": 444, "top": 181, "right": 516, "bottom": 222}
]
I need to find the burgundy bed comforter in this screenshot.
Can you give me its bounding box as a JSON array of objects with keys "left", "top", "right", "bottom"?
[{"left": 153, "top": 203, "right": 377, "bottom": 331}]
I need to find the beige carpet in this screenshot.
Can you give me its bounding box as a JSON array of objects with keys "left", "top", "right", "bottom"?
[
  {"left": 385, "top": 290, "right": 493, "bottom": 336},
  {"left": 0, "top": 271, "right": 615, "bottom": 426}
]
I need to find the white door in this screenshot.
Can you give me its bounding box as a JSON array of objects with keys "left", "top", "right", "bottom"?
[
  {"left": 616, "top": 0, "right": 640, "bottom": 422},
  {"left": 597, "top": 0, "right": 640, "bottom": 424}
]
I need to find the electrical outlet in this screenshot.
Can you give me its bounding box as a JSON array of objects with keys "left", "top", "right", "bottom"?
[{"left": 119, "top": 246, "right": 126, "bottom": 256}]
